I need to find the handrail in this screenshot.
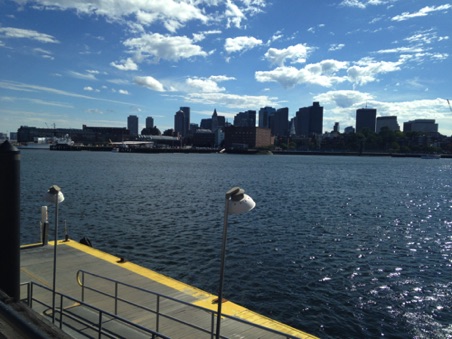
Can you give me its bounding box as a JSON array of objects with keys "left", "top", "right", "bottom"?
[
  {"left": 76, "top": 269, "right": 301, "bottom": 339},
  {"left": 20, "top": 281, "right": 170, "bottom": 339}
]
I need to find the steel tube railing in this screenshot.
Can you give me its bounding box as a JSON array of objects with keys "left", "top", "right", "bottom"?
[{"left": 76, "top": 269, "right": 301, "bottom": 339}]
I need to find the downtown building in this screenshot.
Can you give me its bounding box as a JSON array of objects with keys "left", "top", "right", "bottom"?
[
  {"left": 403, "top": 119, "right": 438, "bottom": 134},
  {"left": 127, "top": 115, "right": 139, "bottom": 137},
  {"left": 174, "top": 107, "right": 191, "bottom": 137},
  {"left": 376, "top": 116, "right": 400, "bottom": 133},
  {"left": 355, "top": 108, "right": 377, "bottom": 133},
  {"left": 295, "top": 102, "right": 323, "bottom": 136}
]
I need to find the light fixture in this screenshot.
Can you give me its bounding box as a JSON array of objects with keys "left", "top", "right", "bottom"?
[
  {"left": 216, "top": 187, "right": 255, "bottom": 339},
  {"left": 43, "top": 185, "right": 64, "bottom": 323}
]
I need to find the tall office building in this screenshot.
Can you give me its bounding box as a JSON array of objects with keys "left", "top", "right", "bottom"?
[
  {"left": 146, "top": 116, "right": 154, "bottom": 129},
  {"left": 356, "top": 108, "right": 377, "bottom": 133},
  {"left": 234, "top": 110, "right": 256, "bottom": 127},
  {"left": 271, "top": 107, "right": 289, "bottom": 137},
  {"left": 127, "top": 115, "right": 139, "bottom": 136},
  {"left": 295, "top": 102, "right": 323, "bottom": 136},
  {"left": 258, "top": 107, "right": 276, "bottom": 128},
  {"left": 180, "top": 106, "right": 190, "bottom": 137},
  {"left": 174, "top": 110, "right": 185, "bottom": 137}
]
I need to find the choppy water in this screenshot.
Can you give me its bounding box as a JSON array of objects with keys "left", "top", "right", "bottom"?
[{"left": 19, "top": 150, "right": 451, "bottom": 338}]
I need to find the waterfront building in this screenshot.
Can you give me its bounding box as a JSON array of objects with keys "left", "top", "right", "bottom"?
[
  {"left": 180, "top": 107, "right": 191, "bottom": 136},
  {"left": 403, "top": 119, "right": 438, "bottom": 134},
  {"left": 271, "top": 107, "right": 289, "bottom": 137},
  {"left": 174, "top": 109, "right": 186, "bottom": 137},
  {"left": 127, "top": 115, "right": 139, "bottom": 137},
  {"left": 82, "top": 125, "right": 129, "bottom": 143},
  {"left": 234, "top": 110, "right": 256, "bottom": 127},
  {"left": 224, "top": 126, "right": 272, "bottom": 149},
  {"left": 193, "top": 129, "right": 215, "bottom": 147},
  {"left": 295, "top": 102, "right": 323, "bottom": 136},
  {"left": 355, "top": 108, "right": 376, "bottom": 133},
  {"left": 258, "top": 106, "right": 276, "bottom": 129},
  {"left": 201, "top": 109, "right": 225, "bottom": 133},
  {"left": 146, "top": 117, "right": 154, "bottom": 129},
  {"left": 376, "top": 116, "right": 400, "bottom": 133}
]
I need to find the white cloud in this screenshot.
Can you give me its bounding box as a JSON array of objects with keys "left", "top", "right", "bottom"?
[
  {"left": 185, "top": 92, "right": 277, "bottom": 110},
  {"left": 0, "top": 27, "right": 59, "bottom": 43},
  {"left": 339, "top": 0, "right": 395, "bottom": 9},
  {"left": 224, "top": 36, "right": 263, "bottom": 53},
  {"left": 264, "top": 44, "right": 312, "bottom": 66},
  {"left": 225, "top": 0, "right": 246, "bottom": 28},
  {"left": 347, "top": 57, "right": 401, "bottom": 85},
  {"left": 391, "top": 4, "right": 452, "bottom": 22},
  {"left": 134, "top": 76, "right": 165, "bottom": 92},
  {"left": 255, "top": 59, "right": 349, "bottom": 88},
  {"left": 124, "top": 33, "right": 207, "bottom": 62},
  {"left": 118, "top": 89, "right": 129, "bottom": 95},
  {"left": 0, "top": 80, "right": 133, "bottom": 105},
  {"left": 110, "top": 58, "right": 138, "bottom": 71},
  {"left": 67, "top": 71, "right": 97, "bottom": 81},
  {"left": 314, "top": 90, "right": 374, "bottom": 108},
  {"left": 185, "top": 75, "right": 235, "bottom": 93},
  {"left": 19, "top": 0, "right": 208, "bottom": 33},
  {"left": 329, "top": 44, "right": 345, "bottom": 52}
]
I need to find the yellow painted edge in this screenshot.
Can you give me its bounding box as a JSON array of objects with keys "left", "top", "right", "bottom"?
[{"left": 60, "top": 240, "right": 318, "bottom": 339}]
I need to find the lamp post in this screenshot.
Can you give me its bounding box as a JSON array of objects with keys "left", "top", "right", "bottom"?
[
  {"left": 216, "top": 187, "right": 255, "bottom": 339},
  {"left": 43, "top": 185, "right": 64, "bottom": 323}
]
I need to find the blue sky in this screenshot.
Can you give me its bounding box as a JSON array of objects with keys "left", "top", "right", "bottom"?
[{"left": 1, "top": 0, "right": 451, "bottom": 136}]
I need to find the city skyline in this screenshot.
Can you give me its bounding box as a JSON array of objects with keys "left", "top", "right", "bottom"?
[{"left": 1, "top": 1, "right": 451, "bottom": 135}]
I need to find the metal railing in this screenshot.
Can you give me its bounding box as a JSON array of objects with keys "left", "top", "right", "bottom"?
[
  {"left": 76, "top": 269, "right": 301, "bottom": 339},
  {"left": 20, "top": 281, "right": 169, "bottom": 339}
]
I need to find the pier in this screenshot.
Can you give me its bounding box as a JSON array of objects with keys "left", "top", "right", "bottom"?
[{"left": 19, "top": 240, "right": 317, "bottom": 338}]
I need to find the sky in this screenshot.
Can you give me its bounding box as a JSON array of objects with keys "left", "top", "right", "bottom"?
[{"left": 1, "top": 0, "right": 451, "bottom": 136}]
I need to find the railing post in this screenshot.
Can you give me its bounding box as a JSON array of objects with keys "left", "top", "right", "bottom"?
[
  {"left": 59, "top": 294, "right": 64, "bottom": 329},
  {"left": 115, "top": 281, "right": 118, "bottom": 315},
  {"left": 156, "top": 294, "right": 160, "bottom": 332},
  {"left": 211, "top": 312, "right": 215, "bottom": 339},
  {"left": 81, "top": 272, "right": 85, "bottom": 302},
  {"left": 98, "top": 311, "right": 103, "bottom": 339}
]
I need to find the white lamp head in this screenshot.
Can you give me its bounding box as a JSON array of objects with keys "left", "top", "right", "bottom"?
[
  {"left": 228, "top": 193, "right": 255, "bottom": 215},
  {"left": 43, "top": 185, "right": 65, "bottom": 204},
  {"left": 226, "top": 187, "right": 255, "bottom": 215}
]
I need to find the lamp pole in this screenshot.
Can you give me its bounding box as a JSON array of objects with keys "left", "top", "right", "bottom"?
[
  {"left": 216, "top": 187, "right": 255, "bottom": 339},
  {"left": 44, "top": 185, "right": 64, "bottom": 324}
]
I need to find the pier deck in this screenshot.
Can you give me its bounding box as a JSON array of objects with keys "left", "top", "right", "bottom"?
[{"left": 20, "top": 240, "right": 317, "bottom": 339}]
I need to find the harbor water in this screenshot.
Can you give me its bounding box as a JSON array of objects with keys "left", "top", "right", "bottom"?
[{"left": 19, "top": 150, "right": 451, "bottom": 338}]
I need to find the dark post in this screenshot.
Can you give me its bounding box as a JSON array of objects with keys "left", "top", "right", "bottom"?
[{"left": 0, "top": 140, "right": 20, "bottom": 301}]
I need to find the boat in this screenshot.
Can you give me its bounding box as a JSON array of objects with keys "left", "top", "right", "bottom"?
[{"left": 50, "top": 135, "right": 75, "bottom": 150}]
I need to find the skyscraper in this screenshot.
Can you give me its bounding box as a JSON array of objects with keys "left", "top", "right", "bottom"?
[
  {"left": 174, "top": 110, "right": 185, "bottom": 137},
  {"left": 180, "top": 106, "right": 190, "bottom": 137},
  {"left": 271, "top": 107, "right": 289, "bottom": 137},
  {"left": 356, "top": 108, "right": 377, "bottom": 133},
  {"left": 127, "top": 115, "right": 139, "bottom": 136},
  {"left": 146, "top": 116, "right": 154, "bottom": 129},
  {"left": 295, "top": 102, "right": 323, "bottom": 136},
  {"left": 234, "top": 110, "right": 256, "bottom": 127},
  {"left": 258, "top": 106, "right": 276, "bottom": 128}
]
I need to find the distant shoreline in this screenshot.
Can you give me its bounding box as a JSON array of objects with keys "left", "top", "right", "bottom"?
[{"left": 40, "top": 144, "right": 452, "bottom": 158}]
